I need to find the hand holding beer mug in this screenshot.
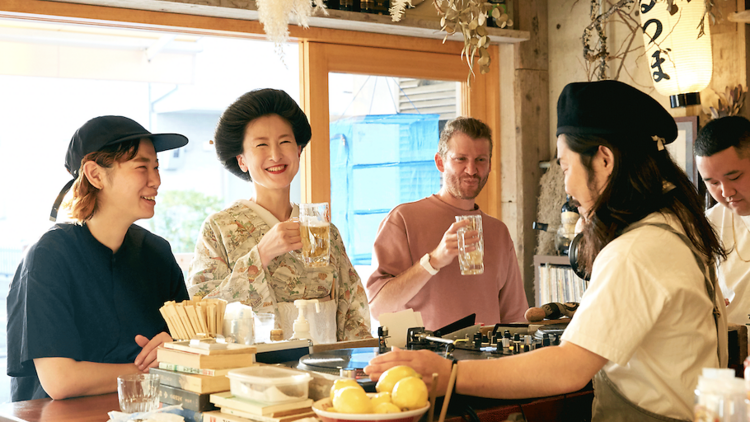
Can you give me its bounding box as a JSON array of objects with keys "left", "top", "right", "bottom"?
[
  {"left": 292, "top": 203, "right": 330, "bottom": 267},
  {"left": 456, "top": 215, "right": 484, "bottom": 275}
]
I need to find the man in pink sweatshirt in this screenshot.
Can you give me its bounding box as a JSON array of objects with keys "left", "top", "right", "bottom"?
[{"left": 366, "top": 117, "right": 528, "bottom": 330}]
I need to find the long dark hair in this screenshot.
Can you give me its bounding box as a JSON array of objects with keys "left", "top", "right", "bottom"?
[{"left": 565, "top": 133, "right": 726, "bottom": 278}]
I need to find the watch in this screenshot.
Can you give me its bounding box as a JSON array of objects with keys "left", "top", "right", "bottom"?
[{"left": 420, "top": 253, "right": 439, "bottom": 275}]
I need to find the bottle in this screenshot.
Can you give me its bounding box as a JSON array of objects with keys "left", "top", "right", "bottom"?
[
  {"left": 560, "top": 195, "right": 580, "bottom": 231},
  {"left": 556, "top": 196, "right": 580, "bottom": 255},
  {"left": 322, "top": 0, "right": 340, "bottom": 9},
  {"left": 362, "top": 0, "right": 389, "bottom": 14},
  {"left": 292, "top": 299, "right": 321, "bottom": 341},
  {"left": 694, "top": 368, "right": 746, "bottom": 422},
  {"left": 486, "top": 1, "right": 508, "bottom": 28},
  {"left": 340, "top": 0, "right": 360, "bottom": 12}
]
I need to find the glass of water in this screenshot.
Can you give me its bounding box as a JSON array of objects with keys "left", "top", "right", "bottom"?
[
  {"left": 117, "top": 373, "right": 160, "bottom": 413},
  {"left": 456, "top": 215, "right": 484, "bottom": 275}
]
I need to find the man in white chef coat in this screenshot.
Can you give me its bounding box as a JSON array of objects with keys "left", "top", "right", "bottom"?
[{"left": 696, "top": 116, "right": 750, "bottom": 327}]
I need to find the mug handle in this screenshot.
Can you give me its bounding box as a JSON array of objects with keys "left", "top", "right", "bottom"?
[{"left": 287, "top": 217, "right": 304, "bottom": 261}]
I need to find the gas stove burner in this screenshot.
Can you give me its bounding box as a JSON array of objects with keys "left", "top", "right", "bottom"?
[{"left": 533, "top": 323, "right": 567, "bottom": 342}]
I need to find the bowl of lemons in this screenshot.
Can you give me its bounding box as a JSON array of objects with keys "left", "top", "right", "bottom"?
[{"left": 312, "top": 366, "right": 430, "bottom": 422}]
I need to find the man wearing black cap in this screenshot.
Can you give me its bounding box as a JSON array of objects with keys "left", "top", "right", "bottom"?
[
  {"left": 696, "top": 116, "right": 750, "bottom": 330},
  {"left": 6, "top": 116, "right": 190, "bottom": 401}
]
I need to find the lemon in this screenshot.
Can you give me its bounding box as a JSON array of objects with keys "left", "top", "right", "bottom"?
[
  {"left": 330, "top": 378, "right": 362, "bottom": 399},
  {"left": 369, "top": 392, "right": 392, "bottom": 407},
  {"left": 391, "top": 377, "right": 428, "bottom": 410},
  {"left": 373, "top": 402, "right": 401, "bottom": 414},
  {"left": 332, "top": 386, "right": 374, "bottom": 414},
  {"left": 375, "top": 365, "right": 420, "bottom": 394}
]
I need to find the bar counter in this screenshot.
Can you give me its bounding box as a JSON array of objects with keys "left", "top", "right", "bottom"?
[{"left": 0, "top": 387, "right": 593, "bottom": 422}]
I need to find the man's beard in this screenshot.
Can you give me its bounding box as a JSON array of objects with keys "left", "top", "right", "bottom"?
[{"left": 444, "top": 173, "right": 489, "bottom": 200}]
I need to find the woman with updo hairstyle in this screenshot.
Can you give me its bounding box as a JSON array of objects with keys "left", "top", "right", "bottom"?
[{"left": 188, "top": 89, "right": 371, "bottom": 342}]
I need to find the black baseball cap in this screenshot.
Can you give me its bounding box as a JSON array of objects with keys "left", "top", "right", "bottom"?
[{"left": 50, "top": 116, "right": 189, "bottom": 221}]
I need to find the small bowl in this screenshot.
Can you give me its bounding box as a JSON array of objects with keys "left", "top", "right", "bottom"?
[{"left": 312, "top": 394, "right": 430, "bottom": 422}]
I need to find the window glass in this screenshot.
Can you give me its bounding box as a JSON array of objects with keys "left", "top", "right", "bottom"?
[
  {"left": 0, "top": 19, "right": 299, "bottom": 403},
  {"left": 328, "top": 74, "right": 459, "bottom": 283}
]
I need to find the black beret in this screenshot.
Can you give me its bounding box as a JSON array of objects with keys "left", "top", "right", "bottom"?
[{"left": 556, "top": 80, "right": 677, "bottom": 146}]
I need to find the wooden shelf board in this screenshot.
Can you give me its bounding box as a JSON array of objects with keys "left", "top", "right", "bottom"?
[
  {"left": 533, "top": 255, "right": 571, "bottom": 266},
  {"left": 728, "top": 11, "right": 750, "bottom": 23},
  {"left": 46, "top": 0, "right": 530, "bottom": 44}
]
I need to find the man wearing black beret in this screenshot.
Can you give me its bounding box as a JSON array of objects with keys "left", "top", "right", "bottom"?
[
  {"left": 366, "top": 80, "right": 727, "bottom": 421},
  {"left": 7, "top": 116, "right": 190, "bottom": 402}
]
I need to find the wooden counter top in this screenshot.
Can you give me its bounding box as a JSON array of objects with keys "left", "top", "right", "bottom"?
[
  {"left": 0, "top": 387, "right": 593, "bottom": 422},
  {"left": 0, "top": 393, "right": 120, "bottom": 422}
]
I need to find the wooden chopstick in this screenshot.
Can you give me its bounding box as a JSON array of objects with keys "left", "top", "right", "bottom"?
[
  {"left": 438, "top": 364, "right": 459, "bottom": 422},
  {"left": 427, "top": 373, "right": 438, "bottom": 422}
]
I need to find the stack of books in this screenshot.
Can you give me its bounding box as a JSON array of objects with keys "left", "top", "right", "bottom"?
[
  {"left": 153, "top": 341, "right": 257, "bottom": 414},
  {"left": 203, "top": 392, "right": 315, "bottom": 422}
]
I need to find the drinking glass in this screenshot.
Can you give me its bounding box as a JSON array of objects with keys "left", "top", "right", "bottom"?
[
  {"left": 456, "top": 215, "right": 484, "bottom": 275},
  {"left": 254, "top": 312, "right": 275, "bottom": 343},
  {"left": 117, "top": 373, "right": 160, "bottom": 413},
  {"left": 294, "top": 203, "right": 330, "bottom": 268}
]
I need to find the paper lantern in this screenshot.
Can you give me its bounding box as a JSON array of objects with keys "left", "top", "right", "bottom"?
[{"left": 639, "top": 1, "right": 712, "bottom": 107}]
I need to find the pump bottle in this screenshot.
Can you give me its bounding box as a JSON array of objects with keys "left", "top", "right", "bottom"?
[{"left": 292, "top": 299, "right": 321, "bottom": 342}]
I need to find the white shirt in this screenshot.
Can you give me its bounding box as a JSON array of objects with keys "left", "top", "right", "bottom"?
[
  {"left": 706, "top": 203, "right": 750, "bottom": 325},
  {"left": 562, "top": 213, "right": 721, "bottom": 420}
]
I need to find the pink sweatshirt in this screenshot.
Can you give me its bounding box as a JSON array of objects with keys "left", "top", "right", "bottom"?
[{"left": 366, "top": 195, "right": 528, "bottom": 330}]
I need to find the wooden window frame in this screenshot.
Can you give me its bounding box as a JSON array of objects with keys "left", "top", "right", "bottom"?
[{"left": 299, "top": 41, "right": 500, "bottom": 216}]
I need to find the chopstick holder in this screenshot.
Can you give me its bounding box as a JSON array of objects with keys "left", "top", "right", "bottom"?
[
  {"left": 438, "top": 362, "right": 459, "bottom": 422},
  {"left": 427, "top": 372, "right": 439, "bottom": 422}
]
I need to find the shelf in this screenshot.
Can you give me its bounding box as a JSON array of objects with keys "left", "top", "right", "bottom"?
[
  {"left": 533, "top": 255, "right": 571, "bottom": 267},
  {"left": 533, "top": 255, "right": 586, "bottom": 307},
  {"left": 729, "top": 11, "right": 750, "bottom": 22},
  {"left": 304, "top": 9, "right": 529, "bottom": 44},
  {"left": 56, "top": 0, "right": 530, "bottom": 44}
]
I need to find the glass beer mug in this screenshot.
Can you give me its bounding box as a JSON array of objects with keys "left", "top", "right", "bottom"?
[{"left": 291, "top": 203, "right": 331, "bottom": 268}]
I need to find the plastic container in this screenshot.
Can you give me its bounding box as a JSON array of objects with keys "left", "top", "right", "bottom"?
[
  {"left": 223, "top": 302, "right": 254, "bottom": 345},
  {"left": 227, "top": 366, "right": 312, "bottom": 404}
]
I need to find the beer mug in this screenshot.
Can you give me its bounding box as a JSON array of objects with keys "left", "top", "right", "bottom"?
[
  {"left": 292, "top": 203, "right": 331, "bottom": 268},
  {"left": 456, "top": 214, "right": 484, "bottom": 275}
]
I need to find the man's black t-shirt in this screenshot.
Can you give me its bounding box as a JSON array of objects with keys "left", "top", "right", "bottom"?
[{"left": 6, "top": 223, "right": 189, "bottom": 401}]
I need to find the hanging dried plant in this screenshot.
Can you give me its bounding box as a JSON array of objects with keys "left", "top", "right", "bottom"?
[
  {"left": 390, "top": 0, "right": 414, "bottom": 22},
  {"left": 256, "top": 0, "right": 328, "bottom": 57},
  {"left": 433, "top": 0, "right": 512, "bottom": 85},
  {"left": 704, "top": 85, "right": 748, "bottom": 120}
]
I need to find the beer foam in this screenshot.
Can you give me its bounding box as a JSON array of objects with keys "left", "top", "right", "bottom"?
[{"left": 302, "top": 220, "right": 330, "bottom": 227}]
